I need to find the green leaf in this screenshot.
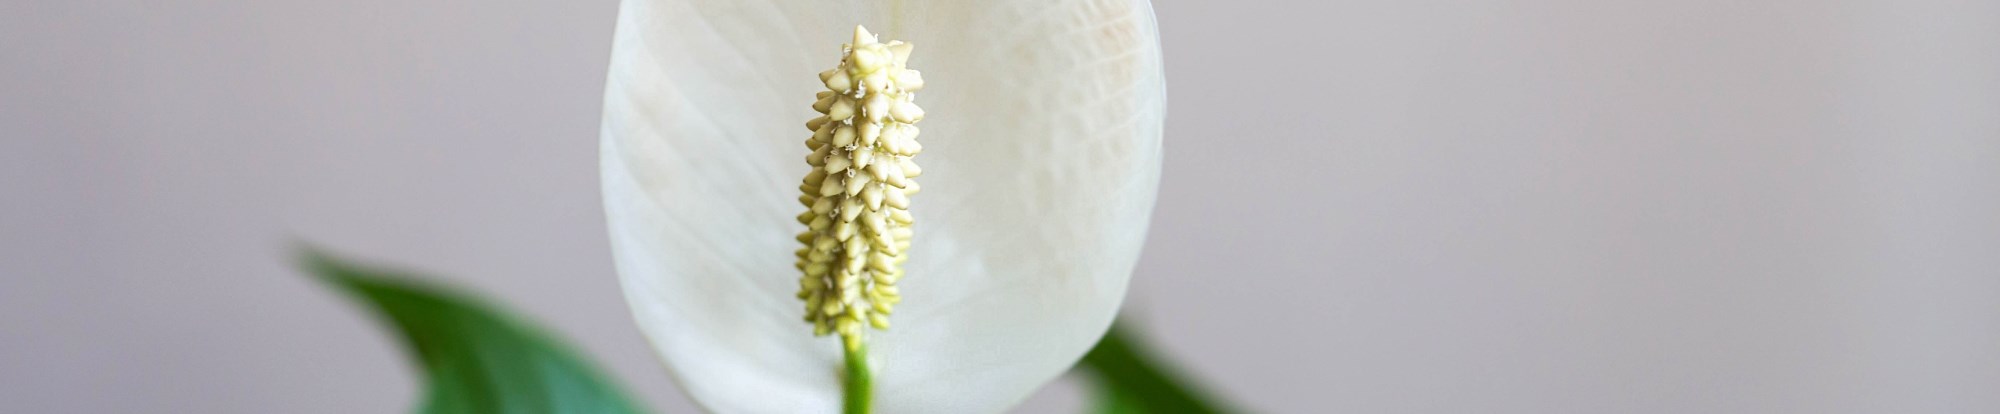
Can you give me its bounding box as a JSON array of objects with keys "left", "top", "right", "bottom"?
[
  {"left": 302, "top": 249, "right": 649, "bottom": 414},
  {"left": 1077, "top": 323, "right": 1237, "bottom": 414},
  {"left": 1089, "top": 385, "right": 1150, "bottom": 414}
]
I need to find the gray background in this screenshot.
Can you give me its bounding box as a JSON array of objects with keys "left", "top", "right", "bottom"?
[{"left": 5, "top": 0, "right": 1998, "bottom": 413}]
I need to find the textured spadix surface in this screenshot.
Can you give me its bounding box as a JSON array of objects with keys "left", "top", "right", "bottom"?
[{"left": 598, "top": 0, "right": 1166, "bottom": 413}]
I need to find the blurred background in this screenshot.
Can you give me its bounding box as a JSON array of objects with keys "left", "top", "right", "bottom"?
[{"left": 5, "top": 0, "right": 1998, "bottom": 413}]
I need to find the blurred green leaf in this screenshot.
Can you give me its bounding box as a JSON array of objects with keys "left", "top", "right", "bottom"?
[
  {"left": 302, "top": 249, "right": 648, "bottom": 414},
  {"left": 1078, "top": 323, "right": 1236, "bottom": 414},
  {"left": 1090, "top": 386, "right": 1149, "bottom": 414}
]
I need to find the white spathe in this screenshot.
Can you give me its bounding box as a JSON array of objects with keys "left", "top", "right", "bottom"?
[{"left": 598, "top": 0, "right": 1166, "bottom": 413}]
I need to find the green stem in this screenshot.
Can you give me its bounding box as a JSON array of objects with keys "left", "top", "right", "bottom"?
[{"left": 843, "top": 339, "right": 873, "bottom": 414}]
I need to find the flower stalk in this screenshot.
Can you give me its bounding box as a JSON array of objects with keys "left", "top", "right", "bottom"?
[{"left": 843, "top": 342, "right": 873, "bottom": 414}]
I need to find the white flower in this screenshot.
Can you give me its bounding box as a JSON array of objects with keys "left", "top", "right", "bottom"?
[{"left": 598, "top": 1, "right": 1166, "bottom": 413}]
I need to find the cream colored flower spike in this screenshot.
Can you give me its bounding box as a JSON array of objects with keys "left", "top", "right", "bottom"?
[
  {"left": 600, "top": 1, "right": 1165, "bottom": 413},
  {"left": 795, "top": 26, "right": 924, "bottom": 350}
]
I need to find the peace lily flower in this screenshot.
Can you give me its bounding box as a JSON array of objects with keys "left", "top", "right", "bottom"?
[{"left": 598, "top": 1, "right": 1165, "bottom": 413}]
